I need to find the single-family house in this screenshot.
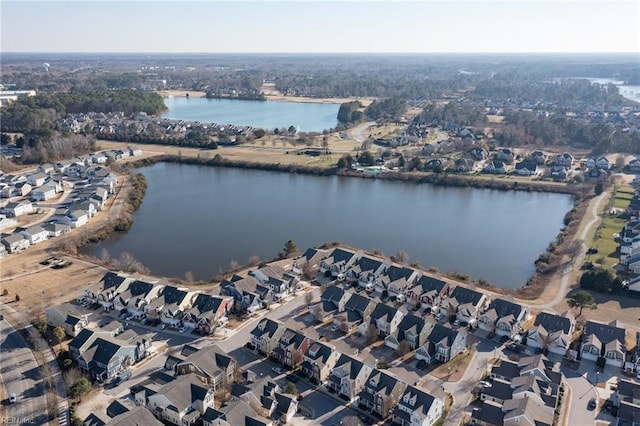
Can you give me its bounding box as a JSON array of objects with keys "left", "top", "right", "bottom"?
[
  {"left": 550, "top": 165, "right": 569, "bottom": 180},
  {"left": 514, "top": 161, "right": 538, "bottom": 176},
  {"left": 529, "top": 150, "right": 547, "bottom": 165},
  {"left": 319, "top": 247, "right": 359, "bottom": 277},
  {"left": 580, "top": 320, "right": 627, "bottom": 367},
  {"left": 310, "top": 285, "right": 349, "bottom": 323},
  {"left": 1, "top": 233, "right": 30, "bottom": 253},
  {"left": 146, "top": 374, "right": 215, "bottom": 425},
  {"left": 300, "top": 342, "right": 340, "bottom": 384},
  {"left": 495, "top": 148, "right": 515, "bottom": 163},
  {"left": 43, "top": 221, "right": 71, "bottom": 237},
  {"left": 18, "top": 224, "right": 49, "bottom": 245},
  {"left": 348, "top": 255, "right": 387, "bottom": 291},
  {"left": 250, "top": 318, "right": 286, "bottom": 356},
  {"left": 202, "top": 399, "right": 274, "bottom": 426},
  {"left": 291, "top": 247, "right": 326, "bottom": 275},
  {"left": 555, "top": 152, "right": 574, "bottom": 167},
  {"left": 37, "top": 164, "right": 55, "bottom": 175},
  {"left": 327, "top": 354, "right": 373, "bottom": 402},
  {"left": 370, "top": 303, "right": 405, "bottom": 338},
  {"left": 81, "top": 272, "right": 133, "bottom": 308},
  {"left": 381, "top": 265, "right": 418, "bottom": 296},
  {"left": 407, "top": 275, "right": 449, "bottom": 311},
  {"left": 4, "top": 201, "right": 34, "bottom": 217},
  {"left": 0, "top": 215, "right": 17, "bottom": 232},
  {"left": 176, "top": 345, "right": 237, "bottom": 389},
  {"left": 385, "top": 313, "right": 434, "bottom": 351},
  {"left": 393, "top": 386, "right": 444, "bottom": 426},
  {"left": 45, "top": 303, "right": 89, "bottom": 337},
  {"left": 628, "top": 158, "right": 640, "bottom": 173},
  {"left": 612, "top": 379, "right": 640, "bottom": 424},
  {"left": 14, "top": 182, "right": 32, "bottom": 197},
  {"left": 182, "top": 293, "right": 233, "bottom": 334},
  {"left": 145, "top": 286, "right": 195, "bottom": 326},
  {"left": 249, "top": 265, "right": 297, "bottom": 301},
  {"left": 526, "top": 311, "right": 575, "bottom": 355},
  {"left": 483, "top": 160, "right": 507, "bottom": 174},
  {"left": 454, "top": 158, "right": 474, "bottom": 172},
  {"left": 92, "top": 152, "right": 108, "bottom": 164},
  {"left": 113, "top": 279, "right": 161, "bottom": 317},
  {"left": 468, "top": 147, "right": 488, "bottom": 161},
  {"left": 333, "top": 293, "right": 376, "bottom": 333},
  {"left": 105, "top": 406, "right": 163, "bottom": 426},
  {"left": 477, "top": 299, "right": 527, "bottom": 337},
  {"left": 31, "top": 184, "right": 57, "bottom": 201},
  {"left": 440, "top": 286, "right": 489, "bottom": 323},
  {"left": 220, "top": 275, "right": 269, "bottom": 313},
  {"left": 26, "top": 173, "right": 48, "bottom": 187},
  {"left": 416, "top": 324, "right": 467, "bottom": 364},
  {"left": 273, "top": 328, "right": 311, "bottom": 368},
  {"left": 358, "top": 370, "right": 407, "bottom": 418},
  {"left": 471, "top": 397, "right": 554, "bottom": 426}
]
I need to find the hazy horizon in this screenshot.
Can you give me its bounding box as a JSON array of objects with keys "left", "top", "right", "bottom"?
[{"left": 2, "top": 1, "right": 639, "bottom": 54}]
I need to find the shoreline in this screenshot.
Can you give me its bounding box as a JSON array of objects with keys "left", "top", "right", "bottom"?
[{"left": 156, "top": 89, "right": 373, "bottom": 106}]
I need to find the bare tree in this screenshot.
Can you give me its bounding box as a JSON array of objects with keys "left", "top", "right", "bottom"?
[
  {"left": 46, "top": 390, "right": 58, "bottom": 421},
  {"left": 367, "top": 323, "right": 379, "bottom": 343},
  {"left": 184, "top": 271, "right": 195, "bottom": 283},
  {"left": 304, "top": 292, "right": 314, "bottom": 306},
  {"left": 99, "top": 248, "right": 112, "bottom": 265},
  {"left": 391, "top": 250, "right": 409, "bottom": 264},
  {"left": 615, "top": 154, "right": 625, "bottom": 169},
  {"left": 63, "top": 367, "right": 84, "bottom": 392},
  {"left": 302, "top": 262, "right": 315, "bottom": 281},
  {"left": 396, "top": 340, "right": 411, "bottom": 356},
  {"left": 566, "top": 239, "right": 585, "bottom": 262},
  {"left": 248, "top": 255, "right": 261, "bottom": 266}
]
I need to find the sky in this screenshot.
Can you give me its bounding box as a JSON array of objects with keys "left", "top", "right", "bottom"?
[{"left": 1, "top": 1, "right": 639, "bottom": 54}]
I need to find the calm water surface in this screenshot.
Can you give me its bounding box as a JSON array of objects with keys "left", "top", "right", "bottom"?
[
  {"left": 84, "top": 163, "right": 574, "bottom": 288},
  {"left": 162, "top": 97, "right": 340, "bottom": 132}
]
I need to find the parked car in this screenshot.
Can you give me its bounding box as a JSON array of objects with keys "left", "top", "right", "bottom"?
[
  {"left": 272, "top": 366, "right": 284, "bottom": 374},
  {"left": 179, "top": 327, "right": 186, "bottom": 333},
  {"left": 499, "top": 335, "right": 510, "bottom": 344},
  {"left": 287, "top": 374, "right": 299, "bottom": 383},
  {"left": 416, "top": 359, "right": 427, "bottom": 370},
  {"left": 588, "top": 398, "right": 597, "bottom": 410},
  {"left": 113, "top": 370, "right": 132, "bottom": 385},
  {"left": 9, "top": 393, "right": 16, "bottom": 404},
  {"left": 330, "top": 325, "right": 339, "bottom": 332},
  {"left": 376, "top": 362, "right": 390, "bottom": 369},
  {"left": 160, "top": 323, "right": 167, "bottom": 330},
  {"left": 435, "top": 312, "right": 445, "bottom": 321}
]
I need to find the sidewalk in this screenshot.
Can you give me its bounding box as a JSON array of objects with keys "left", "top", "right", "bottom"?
[{"left": 1, "top": 302, "right": 69, "bottom": 426}]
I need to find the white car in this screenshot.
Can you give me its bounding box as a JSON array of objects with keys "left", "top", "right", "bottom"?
[
  {"left": 272, "top": 366, "right": 283, "bottom": 374},
  {"left": 637, "top": 370, "right": 640, "bottom": 380},
  {"left": 435, "top": 313, "right": 445, "bottom": 321},
  {"left": 9, "top": 393, "right": 16, "bottom": 404},
  {"left": 179, "top": 327, "right": 186, "bottom": 333},
  {"left": 330, "top": 325, "right": 339, "bottom": 332}
]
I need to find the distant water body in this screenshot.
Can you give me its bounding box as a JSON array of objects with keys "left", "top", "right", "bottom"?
[
  {"left": 579, "top": 77, "right": 640, "bottom": 103},
  {"left": 162, "top": 97, "right": 340, "bottom": 132},
  {"left": 84, "top": 163, "right": 574, "bottom": 289}
]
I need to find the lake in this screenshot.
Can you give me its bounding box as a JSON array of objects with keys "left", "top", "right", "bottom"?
[
  {"left": 83, "top": 163, "right": 574, "bottom": 289},
  {"left": 581, "top": 77, "right": 640, "bottom": 103},
  {"left": 162, "top": 97, "right": 340, "bottom": 132}
]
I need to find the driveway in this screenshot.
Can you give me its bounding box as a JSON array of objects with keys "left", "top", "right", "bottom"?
[{"left": 0, "top": 318, "right": 49, "bottom": 425}]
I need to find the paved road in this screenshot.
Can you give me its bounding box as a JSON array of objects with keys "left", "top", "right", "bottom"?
[{"left": 0, "top": 318, "right": 49, "bottom": 425}]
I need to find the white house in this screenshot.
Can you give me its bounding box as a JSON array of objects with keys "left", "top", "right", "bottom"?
[
  {"left": 0, "top": 215, "right": 17, "bottom": 232},
  {"left": 31, "top": 185, "right": 57, "bottom": 201},
  {"left": 4, "top": 201, "right": 34, "bottom": 217},
  {"left": 19, "top": 225, "right": 49, "bottom": 245},
  {"left": 526, "top": 311, "right": 575, "bottom": 356},
  {"left": 393, "top": 386, "right": 444, "bottom": 426},
  {"left": 26, "top": 173, "right": 48, "bottom": 187},
  {"left": 1, "top": 233, "right": 30, "bottom": 253},
  {"left": 91, "top": 153, "right": 108, "bottom": 164}
]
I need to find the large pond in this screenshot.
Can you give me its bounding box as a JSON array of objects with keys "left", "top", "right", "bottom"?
[
  {"left": 162, "top": 97, "right": 340, "bottom": 132},
  {"left": 83, "top": 163, "right": 574, "bottom": 288}
]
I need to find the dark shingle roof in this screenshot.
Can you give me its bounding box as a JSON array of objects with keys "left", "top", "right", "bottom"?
[
  {"left": 486, "top": 299, "right": 523, "bottom": 319},
  {"left": 345, "top": 293, "right": 374, "bottom": 313},
  {"left": 426, "top": 324, "right": 463, "bottom": 348},
  {"left": 382, "top": 265, "right": 415, "bottom": 282},
  {"left": 533, "top": 312, "right": 572, "bottom": 334},
  {"left": 450, "top": 286, "right": 484, "bottom": 305},
  {"left": 397, "top": 386, "right": 438, "bottom": 415},
  {"left": 584, "top": 320, "right": 626, "bottom": 346},
  {"left": 370, "top": 303, "right": 399, "bottom": 322},
  {"left": 100, "top": 272, "right": 129, "bottom": 290}
]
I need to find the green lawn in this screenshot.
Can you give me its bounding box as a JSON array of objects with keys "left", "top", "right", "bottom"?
[{"left": 586, "top": 185, "right": 634, "bottom": 269}]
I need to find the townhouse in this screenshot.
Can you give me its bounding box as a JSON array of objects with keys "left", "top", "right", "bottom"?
[
  {"left": 250, "top": 318, "right": 286, "bottom": 356},
  {"left": 581, "top": 320, "right": 628, "bottom": 368},
  {"left": 526, "top": 311, "right": 575, "bottom": 355},
  {"left": 145, "top": 286, "right": 196, "bottom": 326},
  {"left": 300, "top": 342, "right": 340, "bottom": 384},
  {"left": 273, "top": 328, "right": 311, "bottom": 368},
  {"left": 146, "top": 374, "right": 215, "bottom": 425},
  {"left": 175, "top": 345, "right": 237, "bottom": 389},
  {"left": 113, "top": 279, "right": 162, "bottom": 317},
  {"left": 358, "top": 370, "right": 407, "bottom": 418},
  {"left": 45, "top": 303, "right": 89, "bottom": 337},
  {"left": 477, "top": 299, "right": 528, "bottom": 337},
  {"left": 326, "top": 354, "right": 373, "bottom": 402},
  {"left": 393, "top": 386, "right": 444, "bottom": 426}
]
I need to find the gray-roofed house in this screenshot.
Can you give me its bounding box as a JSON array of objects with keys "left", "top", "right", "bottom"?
[
  {"left": 612, "top": 379, "right": 640, "bottom": 425},
  {"left": 439, "top": 286, "right": 489, "bottom": 323},
  {"left": 43, "top": 222, "right": 70, "bottom": 237},
  {"left": 580, "top": 320, "right": 627, "bottom": 368},
  {"left": 106, "top": 406, "right": 163, "bottom": 425},
  {"left": 82, "top": 272, "right": 134, "bottom": 308},
  {"left": 392, "top": 386, "right": 444, "bottom": 426},
  {"left": 31, "top": 184, "right": 57, "bottom": 201},
  {"left": 203, "top": 399, "right": 274, "bottom": 426},
  {"left": 333, "top": 293, "right": 376, "bottom": 333},
  {"left": 477, "top": 298, "right": 528, "bottom": 337},
  {"left": 381, "top": 265, "right": 418, "bottom": 296},
  {"left": 250, "top": 318, "right": 286, "bottom": 356},
  {"left": 319, "top": 247, "right": 359, "bottom": 277},
  {"left": 291, "top": 247, "right": 326, "bottom": 275},
  {"left": 416, "top": 324, "right": 467, "bottom": 364},
  {"left": 471, "top": 397, "right": 553, "bottom": 426},
  {"left": 526, "top": 311, "right": 575, "bottom": 355},
  {"left": 1, "top": 232, "right": 30, "bottom": 253},
  {"left": 358, "top": 370, "right": 407, "bottom": 418},
  {"left": 300, "top": 341, "right": 340, "bottom": 384},
  {"left": 176, "top": 345, "right": 237, "bottom": 389},
  {"left": 385, "top": 313, "right": 435, "bottom": 351},
  {"left": 370, "top": 303, "right": 405, "bottom": 338},
  {"left": 45, "top": 303, "right": 88, "bottom": 337},
  {"left": 348, "top": 255, "right": 387, "bottom": 291},
  {"left": 4, "top": 201, "right": 34, "bottom": 217},
  {"left": 310, "top": 285, "right": 350, "bottom": 323},
  {"left": 273, "top": 328, "right": 311, "bottom": 368},
  {"left": 146, "top": 374, "right": 215, "bottom": 425},
  {"left": 407, "top": 275, "right": 450, "bottom": 311},
  {"left": 19, "top": 224, "right": 49, "bottom": 245},
  {"left": 144, "top": 286, "right": 195, "bottom": 326},
  {"left": 182, "top": 293, "right": 234, "bottom": 334},
  {"left": 113, "top": 279, "right": 162, "bottom": 317},
  {"left": 327, "top": 354, "right": 373, "bottom": 402},
  {"left": 26, "top": 173, "right": 48, "bottom": 187}
]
